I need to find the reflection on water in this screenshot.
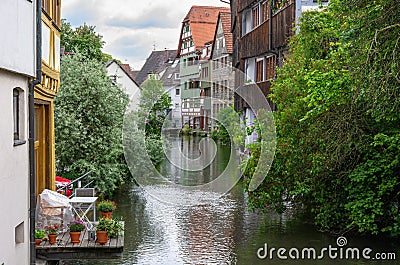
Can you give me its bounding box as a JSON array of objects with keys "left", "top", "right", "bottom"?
[{"left": 67, "top": 137, "right": 399, "bottom": 265}]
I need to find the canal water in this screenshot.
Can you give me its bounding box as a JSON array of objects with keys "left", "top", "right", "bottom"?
[{"left": 67, "top": 136, "right": 398, "bottom": 265}]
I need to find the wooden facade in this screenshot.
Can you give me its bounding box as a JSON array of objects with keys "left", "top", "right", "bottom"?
[{"left": 232, "top": 0, "right": 295, "bottom": 112}]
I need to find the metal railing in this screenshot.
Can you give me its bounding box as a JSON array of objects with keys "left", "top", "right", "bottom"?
[{"left": 56, "top": 171, "right": 93, "bottom": 198}]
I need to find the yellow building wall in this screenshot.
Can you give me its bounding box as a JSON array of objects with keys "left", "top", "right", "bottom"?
[{"left": 34, "top": 0, "right": 61, "bottom": 194}]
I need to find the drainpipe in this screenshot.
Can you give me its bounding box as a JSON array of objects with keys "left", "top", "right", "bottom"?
[{"left": 29, "top": 0, "right": 42, "bottom": 264}]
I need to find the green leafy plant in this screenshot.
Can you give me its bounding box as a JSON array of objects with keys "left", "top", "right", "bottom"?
[
  {"left": 107, "top": 217, "right": 124, "bottom": 238},
  {"left": 98, "top": 200, "right": 117, "bottom": 212},
  {"left": 68, "top": 220, "right": 86, "bottom": 232},
  {"left": 96, "top": 217, "right": 124, "bottom": 238},
  {"left": 35, "top": 229, "right": 46, "bottom": 239}
]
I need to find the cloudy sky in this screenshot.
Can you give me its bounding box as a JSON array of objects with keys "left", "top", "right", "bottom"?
[{"left": 62, "top": 0, "right": 229, "bottom": 70}]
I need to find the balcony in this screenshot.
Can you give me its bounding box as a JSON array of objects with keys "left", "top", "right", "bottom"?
[{"left": 36, "top": 227, "right": 124, "bottom": 260}]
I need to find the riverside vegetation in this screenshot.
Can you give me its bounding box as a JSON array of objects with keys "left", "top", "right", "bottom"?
[{"left": 242, "top": 0, "right": 400, "bottom": 236}]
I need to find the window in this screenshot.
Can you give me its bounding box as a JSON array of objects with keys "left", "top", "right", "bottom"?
[
  {"left": 42, "top": 0, "right": 50, "bottom": 15},
  {"left": 184, "top": 42, "right": 188, "bottom": 49},
  {"left": 15, "top": 222, "right": 24, "bottom": 244},
  {"left": 256, "top": 58, "right": 265, "bottom": 83},
  {"left": 53, "top": 0, "right": 61, "bottom": 26},
  {"left": 176, "top": 88, "right": 180, "bottom": 96},
  {"left": 265, "top": 55, "right": 276, "bottom": 80},
  {"left": 262, "top": 1, "right": 269, "bottom": 22},
  {"left": 13, "top": 88, "right": 25, "bottom": 144},
  {"left": 168, "top": 73, "right": 173, "bottom": 79},
  {"left": 245, "top": 58, "right": 255, "bottom": 84},
  {"left": 175, "top": 103, "right": 180, "bottom": 108},
  {"left": 187, "top": 56, "right": 198, "bottom": 66},
  {"left": 189, "top": 80, "right": 200, "bottom": 89},
  {"left": 175, "top": 73, "right": 180, "bottom": 79},
  {"left": 201, "top": 67, "right": 209, "bottom": 78},
  {"left": 190, "top": 40, "right": 194, "bottom": 47},
  {"left": 242, "top": 9, "right": 252, "bottom": 36},
  {"left": 185, "top": 24, "right": 190, "bottom": 33},
  {"left": 13, "top": 89, "right": 20, "bottom": 140},
  {"left": 252, "top": 5, "right": 260, "bottom": 28},
  {"left": 110, "top": 75, "right": 117, "bottom": 84}
]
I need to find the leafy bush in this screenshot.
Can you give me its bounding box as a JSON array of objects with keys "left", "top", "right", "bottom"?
[{"left": 98, "top": 200, "right": 117, "bottom": 212}]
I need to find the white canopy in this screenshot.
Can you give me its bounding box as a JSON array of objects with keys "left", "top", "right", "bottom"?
[{"left": 36, "top": 189, "right": 74, "bottom": 232}]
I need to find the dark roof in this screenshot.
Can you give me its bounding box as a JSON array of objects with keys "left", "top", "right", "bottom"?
[
  {"left": 160, "top": 61, "right": 180, "bottom": 87},
  {"left": 135, "top": 49, "right": 177, "bottom": 86},
  {"left": 131, "top": 70, "right": 139, "bottom": 81}
]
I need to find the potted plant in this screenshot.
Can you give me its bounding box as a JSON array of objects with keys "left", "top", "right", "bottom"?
[
  {"left": 44, "top": 223, "right": 60, "bottom": 245},
  {"left": 107, "top": 217, "right": 124, "bottom": 239},
  {"left": 35, "top": 229, "right": 46, "bottom": 246},
  {"left": 96, "top": 217, "right": 112, "bottom": 245},
  {"left": 96, "top": 217, "right": 124, "bottom": 245},
  {"left": 98, "top": 200, "right": 117, "bottom": 219},
  {"left": 68, "top": 220, "right": 86, "bottom": 244}
]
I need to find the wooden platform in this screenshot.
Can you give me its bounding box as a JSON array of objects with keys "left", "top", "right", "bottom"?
[{"left": 36, "top": 227, "right": 124, "bottom": 261}]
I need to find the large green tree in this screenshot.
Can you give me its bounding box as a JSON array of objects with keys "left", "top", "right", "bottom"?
[
  {"left": 243, "top": 0, "right": 400, "bottom": 236},
  {"left": 55, "top": 53, "right": 129, "bottom": 197},
  {"left": 61, "top": 19, "right": 113, "bottom": 63}
]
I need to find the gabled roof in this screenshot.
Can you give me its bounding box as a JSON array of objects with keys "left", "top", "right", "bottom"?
[
  {"left": 220, "top": 12, "right": 233, "bottom": 54},
  {"left": 135, "top": 49, "right": 177, "bottom": 86},
  {"left": 177, "top": 6, "right": 230, "bottom": 57},
  {"left": 106, "top": 60, "right": 140, "bottom": 87},
  {"left": 210, "top": 11, "right": 233, "bottom": 58}
]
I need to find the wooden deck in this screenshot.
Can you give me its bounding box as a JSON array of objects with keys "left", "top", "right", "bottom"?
[{"left": 36, "top": 227, "right": 124, "bottom": 261}]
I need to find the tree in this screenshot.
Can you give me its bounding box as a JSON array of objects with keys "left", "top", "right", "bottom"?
[
  {"left": 243, "top": 0, "right": 400, "bottom": 236},
  {"left": 122, "top": 75, "right": 172, "bottom": 185},
  {"left": 139, "top": 74, "right": 172, "bottom": 138},
  {"left": 61, "top": 19, "right": 113, "bottom": 63},
  {"left": 55, "top": 53, "right": 129, "bottom": 197},
  {"left": 213, "top": 106, "right": 245, "bottom": 146}
]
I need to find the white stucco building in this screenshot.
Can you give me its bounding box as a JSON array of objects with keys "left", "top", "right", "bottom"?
[
  {"left": 0, "top": 0, "right": 37, "bottom": 264},
  {"left": 106, "top": 60, "right": 141, "bottom": 111}
]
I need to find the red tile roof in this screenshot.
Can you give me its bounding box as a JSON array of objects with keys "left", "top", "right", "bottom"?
[
  {"left": 219, "top": 12, "right": 233, "bottom": 54},
  {"left": 178, "top": 6, "right": 230, "bottom": 57},
  {"left": 120, "top": 64, "right": 134, "bottom": 79}
]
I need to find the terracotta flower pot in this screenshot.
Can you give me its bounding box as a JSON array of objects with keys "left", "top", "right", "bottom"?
[
  {"left": 100, "top": 211, "right": 112, "bottom": 219},
  {"left": 35, "top": 239, "right": 42, "bottom": 246},
  {"left": 69, "top": 231, "right": 81, "bottom": 244},
  {"left": 96, "top": 231, "right": 108, "bottom": 245},
  {"left": 48, "top": 234, "right": 57, "bottom": 245}
]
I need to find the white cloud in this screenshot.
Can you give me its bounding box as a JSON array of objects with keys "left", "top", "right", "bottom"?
[{"left": 62, "top": 0, "right": 229, "bottom": 70}]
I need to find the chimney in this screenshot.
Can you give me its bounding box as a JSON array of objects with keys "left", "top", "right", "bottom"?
[{"left": 164, "top": 49, "right": 169, "bottom": 62}]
